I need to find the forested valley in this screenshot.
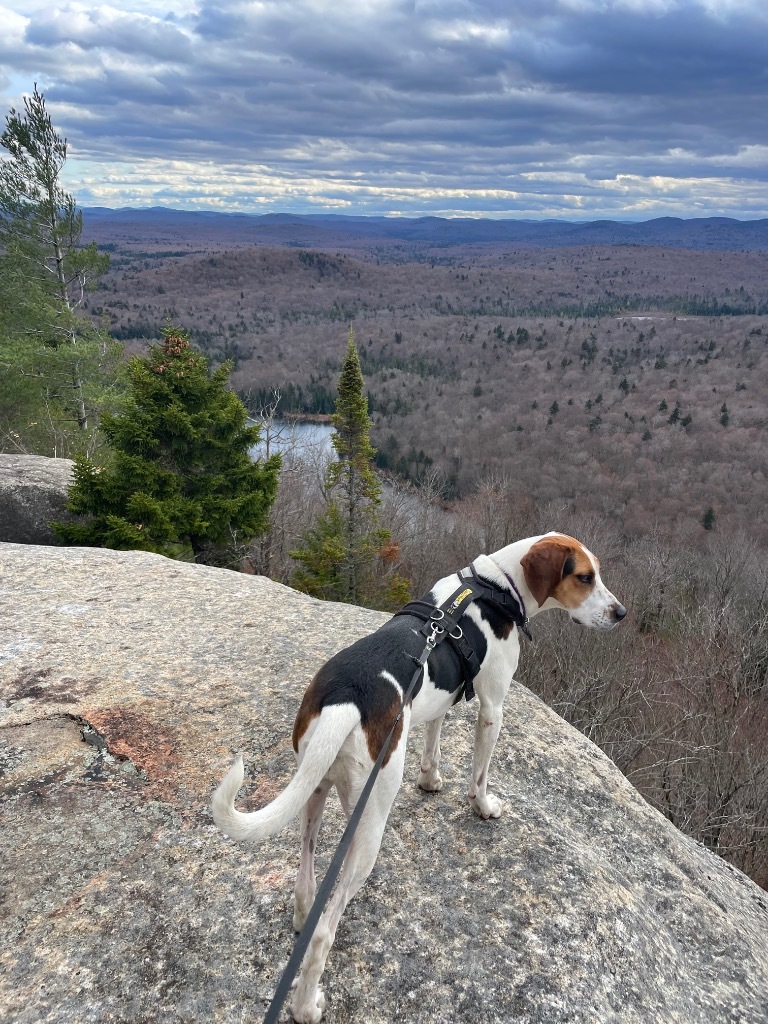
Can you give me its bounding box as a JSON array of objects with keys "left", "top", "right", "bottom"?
[
  {"left": 77, "top": 220, "right": 768, "bottom": 889},
  {"left": 91, "top": 234, "right": 768, "bottom": 541}
]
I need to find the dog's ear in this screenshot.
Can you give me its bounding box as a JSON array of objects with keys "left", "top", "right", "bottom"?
[{"left": 521, "top": 537, "right": 576, "bottom": 606}]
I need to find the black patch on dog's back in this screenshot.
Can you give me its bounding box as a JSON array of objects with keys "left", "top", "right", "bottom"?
[
  {"left": 307, "top": 616, "right": 440, "bottom": 716},
  {"left": 295, "top": 585, "right": 519, "bottom": 744}
]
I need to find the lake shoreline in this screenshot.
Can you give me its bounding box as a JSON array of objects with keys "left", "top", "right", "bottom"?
[{"left": 282, "top": 412, "right": 333, "bottom": 424}]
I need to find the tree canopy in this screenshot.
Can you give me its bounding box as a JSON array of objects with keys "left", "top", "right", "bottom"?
[{"left": 0, "top": 83, "right": 118, "bottom": 455}]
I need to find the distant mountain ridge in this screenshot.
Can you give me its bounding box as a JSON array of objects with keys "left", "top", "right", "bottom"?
[{"left": 82, "top": 206, "right": 768, "bottom": 251}]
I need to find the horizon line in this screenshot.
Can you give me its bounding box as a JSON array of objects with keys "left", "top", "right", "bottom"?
[{"left": 80, "top": 206, "right": 768, "bottom": 226}]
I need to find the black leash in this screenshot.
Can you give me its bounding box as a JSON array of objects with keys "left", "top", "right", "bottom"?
[
  {"left": 262, "top": 563, "right": 530, "bottom": 1024},
  {"left": 262, "top": 637, "right": 433, "bottom": 1024}
]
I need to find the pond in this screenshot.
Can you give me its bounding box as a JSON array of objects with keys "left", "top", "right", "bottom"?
[{"left": 249, "top": 419, "right": 335, "bottom": 461}]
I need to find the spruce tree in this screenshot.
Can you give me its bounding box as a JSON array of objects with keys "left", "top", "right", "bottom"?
[
  {"left": 291, "top": 327, "right": 408, "bottom": 607},
  {"left": 54, "top": 326, "right": 280, "bottom": 565},
  {"left": 290, "top": 501, "right": 348, "bottom": 601}
]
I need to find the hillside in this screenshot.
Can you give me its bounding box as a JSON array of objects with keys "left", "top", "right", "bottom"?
[
  {"left": 88, "top": 233, "right": 768, "bottom": 542},
  {"left": 83, "top": 208, "right": 768, "bottom": 256}
]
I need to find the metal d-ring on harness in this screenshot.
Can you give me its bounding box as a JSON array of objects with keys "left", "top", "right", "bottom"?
[
  {"left": 261, "top": 562, "right": 530, "bottom": 1024},
  {"left": 396, "top": 562, "right": 532, "bottom": 700}
]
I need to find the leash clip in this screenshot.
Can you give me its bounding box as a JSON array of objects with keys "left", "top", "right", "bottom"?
[
  {"left": 425, "top": 621, "right": 444, "bottom": 648},
  {"left": 425, "top": 608, "right": 446, "bottom": 648}
]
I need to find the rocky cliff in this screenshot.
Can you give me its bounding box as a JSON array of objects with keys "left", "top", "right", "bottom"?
[{"left": 1, "top": 543, "right": 767, "bottom": 1024}]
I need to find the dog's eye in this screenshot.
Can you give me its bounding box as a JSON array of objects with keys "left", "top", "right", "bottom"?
[{"left": 577, "top": 573, "right": 594, "bottom": 585}]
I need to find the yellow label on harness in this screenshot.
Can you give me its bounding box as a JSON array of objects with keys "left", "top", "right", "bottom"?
[{"left": 447, "top": 588, "right": 473, "bottom": 613}]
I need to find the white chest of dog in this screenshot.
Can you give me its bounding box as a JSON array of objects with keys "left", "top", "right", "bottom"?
[{"left": 212, "top": 532, "right": 625, "bottom": 1023}]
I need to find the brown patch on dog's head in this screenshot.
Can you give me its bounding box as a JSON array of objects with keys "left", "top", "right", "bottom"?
[{"left": 521, "top": 534, "right": 596, "bottom": 608}]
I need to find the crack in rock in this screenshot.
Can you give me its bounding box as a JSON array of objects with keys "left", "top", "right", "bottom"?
[{"left": 66, "top": 713, "right": 149, "bottom": 782}]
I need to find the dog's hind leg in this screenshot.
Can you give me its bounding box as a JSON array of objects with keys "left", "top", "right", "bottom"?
[
  {"left": 418, "top": 713, "right": 446, "bottom": 792},
  {"left": 290, "top": 737, "right": 407, "bottom": 1024},
  {"left": 293, "top": 776, "right": 333, "bottom": 932}
]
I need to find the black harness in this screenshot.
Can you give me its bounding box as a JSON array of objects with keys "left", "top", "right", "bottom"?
[{"left": 395, "top": 561, "right": 532, "bottom": 701}]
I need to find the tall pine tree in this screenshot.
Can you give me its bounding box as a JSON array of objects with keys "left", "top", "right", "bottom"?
[
  {"left": 0, "top": 83, "right": 119, "bottom": 453},
  {"left": 54, "top": 325, "right": 280, "bottom": 566},
  {"left": 292, "top": 326, "right": 408, "bottom": 607}
]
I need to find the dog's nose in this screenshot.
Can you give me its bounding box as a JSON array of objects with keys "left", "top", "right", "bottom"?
[{"left": 614, "top": 604, "right": 627, "bottom": 621}]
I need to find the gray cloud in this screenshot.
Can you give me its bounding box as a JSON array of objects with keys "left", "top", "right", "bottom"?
[{"left": 1, "top": 0, "right": 767, "bottom": 218}]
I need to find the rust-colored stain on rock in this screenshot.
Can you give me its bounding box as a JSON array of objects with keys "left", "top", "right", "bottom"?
[{"left": 85, "top": 707, "right": 179, "bottom": 782}]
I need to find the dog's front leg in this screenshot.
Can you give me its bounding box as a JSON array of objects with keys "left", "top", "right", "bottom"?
[
  {"left": 467, "top": 691, "right": 507, "bottom": 819},
  {"left": 418, "top": 713, "right": 446, "bottom": 791}
]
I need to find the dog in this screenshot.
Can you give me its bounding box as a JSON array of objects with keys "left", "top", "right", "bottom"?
[{"left": 212, "top": 532, "right": 626, "bottom": 1023}]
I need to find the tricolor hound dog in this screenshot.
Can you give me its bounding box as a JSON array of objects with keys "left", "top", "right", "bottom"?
[{"left": 212, "top": 532, "right": 626, "bottom": 1023}]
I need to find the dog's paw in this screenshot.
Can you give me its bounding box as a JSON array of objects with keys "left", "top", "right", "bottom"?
[
  {"left": 468, "top": 791, "right": 503, "bottom": 819},
  {"left": 293, "top": 895, "right": 313, "bottom": 932},
  {"left": 418, "top": 768, "right": 443, "bottom": 792},
  {"left": 290, "top": 986, "right": 325, "bottom": 1024}
]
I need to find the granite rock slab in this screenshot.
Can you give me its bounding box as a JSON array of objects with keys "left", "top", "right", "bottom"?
[{"left": 1, "top": 543, "right": 767, "bottom": 1024}]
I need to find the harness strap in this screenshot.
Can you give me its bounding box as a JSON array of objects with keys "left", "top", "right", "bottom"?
[
  {"left": 396, "top": 563, "right": 531, "bottom": 701},
  {"left": 459, "top": 563, "right": 533, "bottom": 640}
]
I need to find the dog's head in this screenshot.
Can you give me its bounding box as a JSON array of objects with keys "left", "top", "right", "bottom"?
[{"left": 520, "top": 532, "right": 625, "bottom": 629}]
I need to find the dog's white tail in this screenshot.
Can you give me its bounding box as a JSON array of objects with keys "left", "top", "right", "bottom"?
[{"left": 211, "top": 703, "right": 360, "bottom": 843}]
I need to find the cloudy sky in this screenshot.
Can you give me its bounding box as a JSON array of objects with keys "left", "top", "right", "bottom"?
[{"left": 1, "top": 0, "right": 767, "bottom": 220}]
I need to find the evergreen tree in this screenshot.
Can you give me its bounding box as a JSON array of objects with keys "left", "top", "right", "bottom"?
[
  {"left": 54, "top": 326, "right": 280, "bottom": 565},
  {"left": 702, "top": 507, "right": 716, "bottom": 531},
  {"left": 291, "top": 326, "right": 409, "bottom": 608},
  {"left": 290, "top": 501, "right": 348, "bottom": 601},
  {"left": 0, "top": 83, "right": 119, "bottom": 453}
]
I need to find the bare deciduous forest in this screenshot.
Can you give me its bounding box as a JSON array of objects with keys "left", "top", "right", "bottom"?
[
  {"left": 83, "top": 213, "right": 768, "bottom": 887},
  {"left": 89, "top": 234, "right": 767, "bottom": 539}
]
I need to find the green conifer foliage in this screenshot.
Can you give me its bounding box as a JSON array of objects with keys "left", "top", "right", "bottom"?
[
  {"left": 0, "top": 84, "right": 109, "bottom": 322},
  {"left": 290, "top": 501, "right": 348, "bottom": 601},
  {"left": 292, "top": 326, "right": 409, "bottom": 608},
  {"left": 54, "top": 326, "right": 280, "bottom": 565}
]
